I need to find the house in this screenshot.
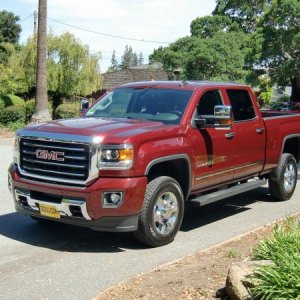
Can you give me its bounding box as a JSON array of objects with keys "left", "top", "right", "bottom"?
[{"left": 97, "top": 63, "right": 168, "bottom": 97}]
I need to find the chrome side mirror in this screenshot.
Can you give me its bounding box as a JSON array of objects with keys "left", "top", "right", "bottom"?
[{"left": 193, "top": 105, "right": 233, "bottom": 129}]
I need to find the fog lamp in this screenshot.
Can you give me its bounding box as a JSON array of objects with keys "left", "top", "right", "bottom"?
[{"left": 103, "top": 192, "right": 123, "bottom": 208}]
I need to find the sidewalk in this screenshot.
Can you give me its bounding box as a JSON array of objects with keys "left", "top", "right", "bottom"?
[{"left": 0, "top": 137, "right": 14, "bottom": 146}]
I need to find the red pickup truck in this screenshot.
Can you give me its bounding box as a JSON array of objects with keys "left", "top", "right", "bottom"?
[{"left": 8, "top": 81, "right": 300, "bottom": 247}]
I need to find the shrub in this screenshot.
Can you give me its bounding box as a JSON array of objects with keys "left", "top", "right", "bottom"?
[
  {"left": 250, "top": 217, "right": 300, "bottom": 299},
  {"left": 25, "top": 99, "right": 36, "bottom": 122},
  {"left": 0, "top": 98, "right": 5, "bottom": 113},
  {"left": 55, "top": 103, "right": 79, "bottom": 119},
  {"left": 7, "top": 120, "right": 26, "bottom": 131},
  {"left": 9, "top": 94, "right": 25, "bottom": 106},
  {"left": 0, "top": 94, "right": 25, "bottom": 107},
  {"left": 0, "top": 105, "right": 26, "bottom": 125}
]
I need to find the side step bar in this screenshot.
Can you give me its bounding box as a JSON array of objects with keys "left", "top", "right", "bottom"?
[{"left": 190, "top": 179, "right": 267, "bottom": 206}]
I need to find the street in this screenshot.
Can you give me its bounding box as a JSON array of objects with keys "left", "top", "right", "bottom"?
[{"left": 1, "top": 144, "right": 300, "bottom": 300}]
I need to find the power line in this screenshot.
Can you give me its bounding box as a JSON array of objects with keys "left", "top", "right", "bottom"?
[
  {"left": 20, "top": 13, "right": 34, "bottom": 22},
  {"left": 47, "top": 17, "right": 170, "bottom": 45}
]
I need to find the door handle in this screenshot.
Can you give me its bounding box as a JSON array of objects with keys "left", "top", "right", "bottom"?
[
  {"left": 225, "top": 132, "right": 235, "bottom": 139},
  {"left": 256, "top": 128, "right": 265, "bottom": 134}
]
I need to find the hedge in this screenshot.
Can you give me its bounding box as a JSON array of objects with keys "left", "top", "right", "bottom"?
[
  {"left": 0, "top": 94, "right": 25, "bottom": 107},
  {"left": 55, "top": 103, "right": 79, "bottom": 119},
  {"left": 0, "top": 105, "right": 26, "bottom": 125}
]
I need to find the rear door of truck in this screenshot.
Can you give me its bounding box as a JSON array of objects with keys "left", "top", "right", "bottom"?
[{"left": 223, "top": 88, "right": 266, "bottom": 179}]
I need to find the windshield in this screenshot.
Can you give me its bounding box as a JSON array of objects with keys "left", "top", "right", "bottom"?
[{"left": 85, "top": 87, "right": 193, "bottom": 124}]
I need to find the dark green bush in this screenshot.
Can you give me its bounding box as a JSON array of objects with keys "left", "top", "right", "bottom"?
[
  {"left": 0, "top": 94, "right": 25, "bottom": 107},
  {"left": 0, "top": 105, "right": 26, "bottom": 125},
  {"left": 25, "top": 99, "right": 36, "bottom": 122},
  {"left": 55, "top": 103, "right": 79, "bottom": 119},
  {"left": 9, "top": 94, "right": 25, "bottom": 106},
  {"left": 0, "top": 98, "right": 5, "bottom": 112}
]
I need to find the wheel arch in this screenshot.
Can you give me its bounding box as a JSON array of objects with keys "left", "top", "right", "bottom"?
[
  {"left": 145, "top": 154, "right": 192, "bottom": 200},
  {"left": 281, "top": 134, "right": 300, "bottom": 164}
]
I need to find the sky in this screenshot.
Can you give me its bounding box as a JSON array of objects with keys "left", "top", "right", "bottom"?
[{"left": 0, "top": 0, "right": 217, "bottom": 72}]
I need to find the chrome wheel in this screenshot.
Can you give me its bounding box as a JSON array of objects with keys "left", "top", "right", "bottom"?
[
  {"left": 284, "top": 162, "right": 296, "bottom": 193},
  {"left": 153, "top": 191, "right": 179, "bottom": 236},
  {"left": 134, "top": 176, "right": 184, "bottom": 247},
  {"left": 269, "top": 153, "right": 298, "bottom": 201}
]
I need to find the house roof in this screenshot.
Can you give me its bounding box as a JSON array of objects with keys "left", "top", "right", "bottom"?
[{"left": 102, "top": 64, "right": 168, "bottom": 90}]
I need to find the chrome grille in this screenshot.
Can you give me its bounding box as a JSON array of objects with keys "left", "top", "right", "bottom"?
[{"left": 19, "top": 138, "right": 90, "bottom": 182}]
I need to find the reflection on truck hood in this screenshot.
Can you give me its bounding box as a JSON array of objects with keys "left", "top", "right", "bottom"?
[{"left": 23, "top": 117, "right": 174, "bottom": 142}]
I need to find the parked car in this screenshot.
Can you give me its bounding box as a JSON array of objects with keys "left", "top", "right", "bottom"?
[
  {"left": 270, "top": 101, "right": 300, "bottom": 112},
  {"left": 8, "top": 81, "right": 300, "bottom": 247}
]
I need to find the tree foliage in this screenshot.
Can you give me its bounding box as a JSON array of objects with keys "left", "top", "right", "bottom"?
[
  {"left": 190, "top": 15, "right": 232, "bottom": 38},
  {"left": 253, "top": 0, "right": 300, "bottom": 100},
  {"left": 213, "top": 0, "right": 271, "bottom": 33},
  {"left": 150, "top": 16, "right": 249, "bottom": 82},
  {"left": 109, "top": 45, "right": 144, "bottom": 71},
  {"left": 0, "top": 10, "right": 21, "bottom": 64},
  {"left": 12, "top": 32, "right": 101, "bottom": 107},
  {"left": 0, "top": 10, "right": 21, "bottom": 44},
  {"left": 150, "top": 1, "right": 300, "bottom": 100},
  {"left": 120, "top": 45, "right": 138, "bottom": 69},
  {"left": 110, "top": 50, "right": 118, "bottom": 71}
]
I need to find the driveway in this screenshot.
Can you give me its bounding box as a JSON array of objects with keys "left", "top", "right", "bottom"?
[{"left": 1, "top": 144, "right": 300, "bottom": 300}]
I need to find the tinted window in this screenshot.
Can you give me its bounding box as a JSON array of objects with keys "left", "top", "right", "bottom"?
[
  {"left": 227, "top": 89, "right": 255, "bottom": 121},
  {"left": 197, "top": 90, "right": 223, "bottom": 116}
]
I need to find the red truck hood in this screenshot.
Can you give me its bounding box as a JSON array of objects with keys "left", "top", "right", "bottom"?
[{"left": 23, "top": 117, "right": 173, "bottom": 143}]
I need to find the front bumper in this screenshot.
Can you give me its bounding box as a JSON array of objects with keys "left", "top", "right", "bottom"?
[{"left": 8, "top": 164, "right": 147, "bottom": 232}]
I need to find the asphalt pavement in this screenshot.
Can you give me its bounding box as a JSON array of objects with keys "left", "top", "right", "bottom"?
[{"left": 1, "top": 143, "right": 300, "bottom": 300}]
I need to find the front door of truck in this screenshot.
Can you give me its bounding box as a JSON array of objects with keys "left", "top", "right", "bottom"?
[
  {"left": 225, "top": 89, "right": 265, "bottom": 179},
  {"left": 190, "top": 89, "right": 235, "bottom": 190}
]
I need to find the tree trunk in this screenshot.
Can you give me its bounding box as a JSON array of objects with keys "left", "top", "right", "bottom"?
[
  {"left": 290, "top": 76, "right": 300, "bottom": 102},
  {"left": 32, "top": 0, "right": 51, "bottom": 123}
]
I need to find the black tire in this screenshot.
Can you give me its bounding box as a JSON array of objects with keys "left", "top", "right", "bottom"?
[
  {"left": 134, "top": 176, "right": 184, "bottom": 247},
  {"left": 269, "top": 153, "right": 298, "bottom": 201}
]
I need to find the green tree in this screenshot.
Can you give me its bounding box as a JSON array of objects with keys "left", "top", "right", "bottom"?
[
  {"left": 190, "top": 15, "right": 232, "bottom": 38},
  {"left": 110, "top": 50, "right": 119, "bottom": 71},
  {"left": 213, "top": 0, "right": 300, "bottom": 99},
  {"left": 0, "top": 10, "right": 21, "bottom": 44},
  {"left": 0, "top": 63, "right": 26, "bottom": 96},
  {"left": 120, "top": 45, "right": 138, "bottom": 69},
  {"left": 0, "top": 10, "right": 22, "bottom": 64},
  {"left": 253, "top": 0, "right": 300, "bottom": 101},
  {"left": 213, "top": 0, "right": 271, "bottom": 33},
  {"left": 138, "top": 52, "right": 144, "bottom": 65},
  {"left": 150, "top": 15, "right": 249, "bottom": 82},
  {"left": 13, "top": 32, "right": 101, "bottom": 111}
]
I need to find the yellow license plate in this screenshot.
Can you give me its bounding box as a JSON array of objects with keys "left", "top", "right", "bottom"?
[{"left": 39, "top": 204, "right": 60, "bottom": 219}]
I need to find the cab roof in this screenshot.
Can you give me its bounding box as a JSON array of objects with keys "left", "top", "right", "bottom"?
[{"left": 119, "top": 80, "right": 249, "bottom": 90}]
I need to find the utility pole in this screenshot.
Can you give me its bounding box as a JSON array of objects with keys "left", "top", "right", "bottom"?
[
  {"left": 32, "top": 0, "right": 51, "bottom": 123},
  {"left": 33, "top": 10, "right": 37, "bottom": 34}
]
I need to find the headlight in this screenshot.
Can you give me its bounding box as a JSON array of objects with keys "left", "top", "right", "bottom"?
[
  {"left": 98, "top": 144, "right": 133, "bottom": 170},
  {"left": 13, "top": 136, "right": 20, "bottom": 164}
]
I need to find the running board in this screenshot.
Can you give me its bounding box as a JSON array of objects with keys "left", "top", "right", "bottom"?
[{"left": 190, "top": 180, "right": 267, "bottom": 206}]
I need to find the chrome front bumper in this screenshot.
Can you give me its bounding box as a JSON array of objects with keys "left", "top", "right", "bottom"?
[{"left": 14, "top": 188, "right": 91, "bottom": 220}]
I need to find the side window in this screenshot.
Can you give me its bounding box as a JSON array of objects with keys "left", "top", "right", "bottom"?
[
  {"left": 226, "top": 89, "right": 256, "bottom": 121},
  {"left": 197, "top": 90, "right": 223, "bottom": 116}
]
